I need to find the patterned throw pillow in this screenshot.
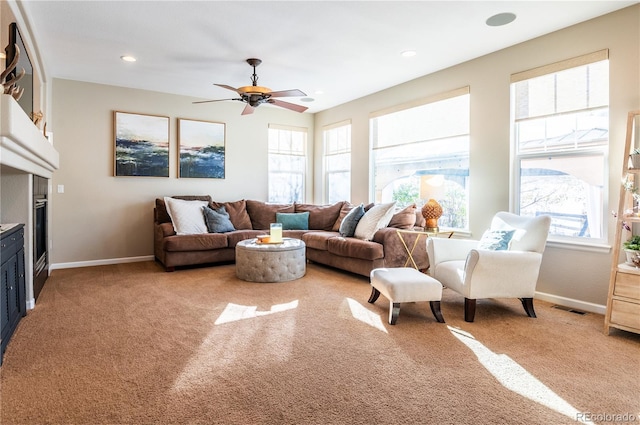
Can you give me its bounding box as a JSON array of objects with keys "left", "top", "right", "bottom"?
[
  {"left": 339, "top": 204, "right": 365, "bottom": 237},
  {"left": 202, "top": 205, "right": 236, "bottom": 233},
  {"left": 477, "top": 229, "right": 516, "bottom": 250}
]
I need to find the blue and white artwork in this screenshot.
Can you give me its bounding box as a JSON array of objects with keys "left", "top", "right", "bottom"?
[
  {"left": 178, "top": 119, "right": 225, "bottom": 179},
  {"left": 114, "top": 112, "right": 169, "bottom": 177}
]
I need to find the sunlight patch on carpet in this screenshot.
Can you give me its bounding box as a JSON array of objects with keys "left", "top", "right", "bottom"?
[
  {"left": 448, "top": 326, "right": 594, "bottom": 424},
  {"left": 346, "top": 298, "right": 388, "bottom": 333},
  {"left": 214, "top": 300, "right": 299, "bottom": 325}
]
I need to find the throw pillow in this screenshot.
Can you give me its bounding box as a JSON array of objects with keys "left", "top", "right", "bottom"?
[
  {"left": 210, "top": 199, "right": 252, "bottom": 230},
  {"left": 477, "top": 229, "right": 516, "bottom": 250},
  {"left": 202, "top": 205, "right": 236, "bottom": 233},
  {"left": 354, "top": 202, "right": 397, "bottom": 241},
  {"left": 276, "top": 212, "right": 310, "bottom": 230},
  {"left": 332, "top": 202, "right": 354, "bottom": 231},
  {"left": 163, "top": 197, "right": 209, "bottom": 235},
  {"left": 388, "top": 204, "right": 417, "bottom": 229},
  {"left": 339, "top": 203, "right": 365, "bottom": 237}
]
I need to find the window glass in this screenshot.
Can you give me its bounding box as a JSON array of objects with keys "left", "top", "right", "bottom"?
[
  {"left": 323, "top": 122, "right": 352, "bottom": 203},
  {"left": 370, "top": 91, "right": 470, "bottom": 230},
  {"left": 268, "top": 126, "right": 307, "bottom": 203},
  {"left": 512, "top": 59, "right": 609, "bottom": 242}
]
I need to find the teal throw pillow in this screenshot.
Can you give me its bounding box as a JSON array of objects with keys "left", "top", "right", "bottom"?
[
  {"left": 477, "top": 229, "right": 516, "bottom": 250},
  {"left": 202, "top": 205, "right": 236, "bottom": 233},
  {"left": 339, "top": 204, "right": 365, "bottom": 237},
  {"left": 276, "top": 212, "right": 309, "bottom": 230}
]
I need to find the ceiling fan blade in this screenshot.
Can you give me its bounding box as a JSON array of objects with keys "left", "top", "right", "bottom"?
[
  {"left": 268, "top": 89, "right": 306, "bottom": 98},
  {"left": 193, "top": 98, "right": 241, "bottom": 104},
  {"left": 215, "top": 84, "right": 242, "bottom": 94},
  {"left": 241, "top": 104, "right": 255, "bottom": 115},
  {"left": 268, "top": 99, "right": 308, "bottom": 113}
]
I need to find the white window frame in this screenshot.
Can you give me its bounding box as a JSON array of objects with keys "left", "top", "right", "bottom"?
[
  {"left": 268, "top": 124, "right": 308, "bottom": 204},
  {"left": 510, "top": 50, "right": 610, "bottom": 247},
  {"left": 322, "top": 120, "right": 352, "bottom": 204}
]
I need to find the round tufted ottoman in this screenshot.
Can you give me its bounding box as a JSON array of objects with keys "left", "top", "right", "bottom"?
[{"left": 235, "top": 238, "right": 306, "bottom": 283}]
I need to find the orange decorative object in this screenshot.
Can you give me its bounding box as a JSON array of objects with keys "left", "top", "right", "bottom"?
[{"left": 421, "top": 199, "right": 443, "bottom": 232}]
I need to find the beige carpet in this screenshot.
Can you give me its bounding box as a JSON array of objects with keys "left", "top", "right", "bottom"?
[{"left": 1, "top": 261, "right": 639, "bottom": 425}]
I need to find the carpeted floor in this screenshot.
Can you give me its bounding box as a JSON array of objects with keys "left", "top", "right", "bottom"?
[{"left": 1, "top": 261, "right": 639, "bottom": 425}]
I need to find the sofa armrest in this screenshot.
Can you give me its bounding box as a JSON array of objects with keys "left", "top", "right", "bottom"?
[
  {"left": 373, "top": 227, "right": 429, "bottom": 270},
  {"left": 427, "top": 238, "right": 479, "bottom": 267}
]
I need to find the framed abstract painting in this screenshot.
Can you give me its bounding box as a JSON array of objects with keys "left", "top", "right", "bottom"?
[
  {"left": 114, "top": 111, "right": 169, "bottom": 177},
  {"left": 178, "top": 118, "right": 225, "bottom": 179}
]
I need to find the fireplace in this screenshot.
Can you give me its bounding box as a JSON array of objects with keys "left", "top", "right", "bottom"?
[{"left": 33, "top": 175, "right": 48, "bottom": 301}]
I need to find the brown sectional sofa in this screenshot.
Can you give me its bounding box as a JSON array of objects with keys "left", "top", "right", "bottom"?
[{"left": 153, "top": 195, "right": 429, "bottom": 276}]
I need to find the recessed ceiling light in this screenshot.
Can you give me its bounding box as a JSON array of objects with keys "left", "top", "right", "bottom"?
[
  {"left": 401, "top": 50, "right": 417, "bottom": 58},
  {"left": 486, "top": 12, "right": 516, "bottom": 27},
  {"left": 300, "top": 97, "right": 315, "bottom": 102},
  {"left": 120, "top": 55, "right": 136, "bottom": 62},
  {"left": 314, "top": 90, "right": 324, "bottom": 95}
]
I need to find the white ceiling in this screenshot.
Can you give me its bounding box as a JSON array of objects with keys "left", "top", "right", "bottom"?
[{"left": 19, "top": 1, "right": 638, "bottom": 114}]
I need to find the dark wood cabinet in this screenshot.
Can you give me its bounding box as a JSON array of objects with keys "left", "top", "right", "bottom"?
[{"left": 1, "top": 224, "right": 26, "bottom": 365}]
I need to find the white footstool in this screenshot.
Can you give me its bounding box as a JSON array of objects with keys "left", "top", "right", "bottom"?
[{"left": 369, "top": 267, "right": 445, "bottom": 325}]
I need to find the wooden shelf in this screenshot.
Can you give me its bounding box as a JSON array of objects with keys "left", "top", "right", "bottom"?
[{"left": 605, "top": 110, "right": 640, "bottom": 336}]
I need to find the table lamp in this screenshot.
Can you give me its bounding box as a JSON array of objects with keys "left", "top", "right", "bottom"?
[{"left": 420, "top": 175, "right": 444, "bottom": 232}]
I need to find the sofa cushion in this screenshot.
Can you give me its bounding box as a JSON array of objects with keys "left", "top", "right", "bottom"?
[
  {"left": 339, "top": 203, "right": 365, "bottom": 237},
  {"left": 156, "top": 195, "right": 213, "bottom": 224},
  {"left": 354, "top": 202, "right": 396, "bottom": 241},
  {"left": 246, "top": 200, "right": 295, "bottom": 229},
  {"left": 332, "top": 202, "right": 354, "bottom": 231},
  {"left": 294, "top": 202, "right": 344, "bottom": 231},
  {"left": 302, "top": 231, "right": 339, "bottom": 251},
  {"left": 226, "top": 230, "right": 264, "bottom": 248},
  {"left": 203, "top": 205, "right": 236, "bottom": 233},
  {"left": 210, "top": 199, "right": 252, "bottom": 230},
  {"left": 388, "top": 204, "right": 417, "bottom": 229},
  {"left": 327, "top": 236, "right": 384, "bottom": 261},
  {"left": 164, "top": 197, "right": 209, "bottom": 235},
  {"left": 276, "top": 212, "right": 310, "bottom": 230},
  {"left": 163, "top": 233, "right": 228, "bottom": 252}
]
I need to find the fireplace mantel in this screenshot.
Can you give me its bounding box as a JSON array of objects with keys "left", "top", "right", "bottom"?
[{"left": 0, "top": 94, "right": 59, "bottom": 176}]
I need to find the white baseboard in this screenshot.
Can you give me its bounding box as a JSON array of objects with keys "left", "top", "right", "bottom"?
[
  {"left": 50, "top": 255, "right": 155, "bottom": 271},
  {"left": 535, "top": 290, "right": 606, "bottom": 315}
]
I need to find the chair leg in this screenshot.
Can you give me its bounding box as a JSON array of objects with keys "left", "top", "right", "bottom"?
[
  {"left": 389, "top": 302, "right": 400, "bottom": 325},
  {"left": 430, "top": 301, "right": 445, "bottom": 323},
  {"left": 520, "top": 297, "right": 537, "bottom": 318},
  {"left": 464, "top": 298, "right": 476, "bottom": 322},
  {"left": 368, "top": 287, "right": 380, "bottom": 303}
]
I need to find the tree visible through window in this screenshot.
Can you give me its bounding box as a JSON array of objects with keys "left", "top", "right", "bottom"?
[{"left": 511, "top": 51, "right": 609, "bottom": 241}]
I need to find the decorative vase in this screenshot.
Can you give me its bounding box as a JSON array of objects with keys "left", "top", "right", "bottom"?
[{"left": 421, "top": 199, "right": 443, "bottom": 232}]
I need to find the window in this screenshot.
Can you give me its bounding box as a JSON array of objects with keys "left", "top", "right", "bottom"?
[
  {"left": 268, "top": 125, "right": 307, "bottom": 203},
  {"left": 511, "top": 50, "right": 609, "bottom": 242},
  {"left": 323, "top": 121, "right": 352, "bottom": 203},
  {"left": 370, "top": 87, "right": 470, "bottom": 230}
]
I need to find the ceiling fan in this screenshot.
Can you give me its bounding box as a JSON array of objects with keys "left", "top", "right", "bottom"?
[{"left": 194, "top": 58, "right": 308, "bottom": 115}]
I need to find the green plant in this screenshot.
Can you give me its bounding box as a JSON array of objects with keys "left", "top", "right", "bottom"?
[
  {"left": 623, "top": 235, "right": 640, "bottom": 250},
  {"left": 632, "top": 148, "right": 640, "bottom": 155}
]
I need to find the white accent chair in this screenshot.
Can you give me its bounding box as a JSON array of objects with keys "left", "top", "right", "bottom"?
[{"left": 426, "top": 212, "right": 551, "bottom": 322}]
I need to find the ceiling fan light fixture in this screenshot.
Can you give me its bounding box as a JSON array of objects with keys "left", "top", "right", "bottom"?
[{"left": 238, "top": 85, "right": 272, "bottom": 94}]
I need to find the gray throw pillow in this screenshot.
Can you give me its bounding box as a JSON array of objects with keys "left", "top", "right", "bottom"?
[
  {"left": 339, "top": 204, "right": 365, "bottom": 237},
  {"left": 202, "top": 205, "right": 236, "bottom": 233}
]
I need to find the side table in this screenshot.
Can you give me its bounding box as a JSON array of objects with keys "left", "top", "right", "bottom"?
[{"left": 396, "top": 228, "right": 454, "bottom": 270}]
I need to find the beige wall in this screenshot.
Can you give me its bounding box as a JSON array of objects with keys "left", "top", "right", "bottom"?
[
  {"left": 47, "top": 5, "right": 639, "bottom": 308},
  {"left": 50, "top": 80, "right": 313, "bottom": 265},
  {"left": 314, "top": 5, "right": 640, "bottom": 308}
]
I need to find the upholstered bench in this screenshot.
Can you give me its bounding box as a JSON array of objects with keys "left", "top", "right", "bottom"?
[{"left": 369, "top": 267, "right": 445, "bottom": 325}]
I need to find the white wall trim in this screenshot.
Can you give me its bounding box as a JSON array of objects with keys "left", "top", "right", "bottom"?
[
  {"left": 50, "top": 255, "right": 155, "bottom": 271},
  {"left": 535, "top": 290, "right": 606, "bottom": 315}
]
